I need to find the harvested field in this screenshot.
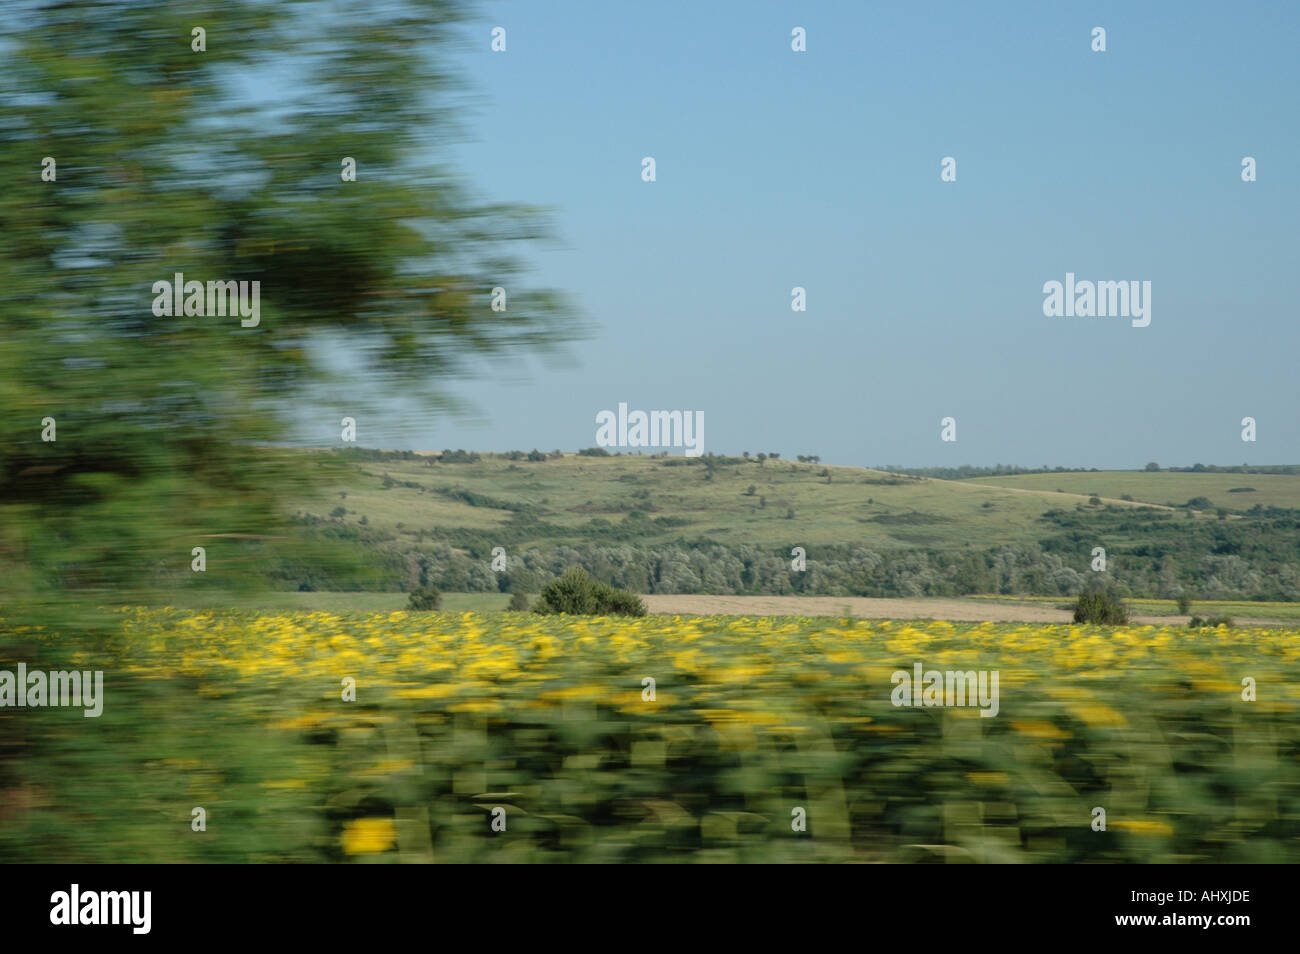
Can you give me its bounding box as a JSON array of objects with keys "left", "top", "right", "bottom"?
[{"left": 638, "top": 594, "right": 1256, "bottom": 625}]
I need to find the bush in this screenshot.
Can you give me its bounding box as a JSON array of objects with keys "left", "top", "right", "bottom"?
[
  {"left": 534, "top": 568, "right": 646, "bottom": 617},
  {"left": 1073, "top": 588, "right": 1129, "bottom": 625},
  {"left": 1176, "top": 593, "right": 1192, "bottom": 615},
  {"left": 407, "top": 585, "right": 442, "bottom": 610},
  {"left": 508, "top": 591, "right": 531, "bottom": 612},
  {"left": 1189, "top": 615, "right": 1233, "bottom": 628}
]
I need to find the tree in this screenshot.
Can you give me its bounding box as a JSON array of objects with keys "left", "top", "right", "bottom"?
[
  {"left": 0, "top": 1, "right": 582, "bottom": 610},
  {"left": 1073, "top": 587, "right": 1129, "bottom": 625},
  {"left": 1145, "top": 462, "right": 1160, "bottom": 472},
  {"left": 408, "top": 585, "right": 442, "bottom": 611},
  {"left": 534, "top": 568, "right": 645, "bottom": 617}
]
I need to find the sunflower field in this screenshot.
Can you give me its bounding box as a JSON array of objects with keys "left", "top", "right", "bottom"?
[{"left": 1, "top": 610, "right": 1296, "bottom": 863}]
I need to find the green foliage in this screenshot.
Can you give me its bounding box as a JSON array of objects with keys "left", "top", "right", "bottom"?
[
  {"left": 407, "top": 585, "right": 442, "bottom": 611},
  {"left": 1073, "top": 588, "right": 1130, "bottom": 625},
  {"left": 534, "top": 568, "right": 646, "bottom": 617},
  {"left": 0, "top": 0, "right": 580, "bottom": 610},
  {"left": 1176, "top": 593, "right": 1192, "bottom": 615},
  {"left": 508, "top": 591, "right": 531, "bottom": 611},
  {"left": 1189, "top": 615, "right": 1233, "bottom": 628}
]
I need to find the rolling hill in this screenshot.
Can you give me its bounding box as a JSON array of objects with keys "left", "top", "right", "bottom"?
[{"left": 256, "top": 450, "right": 1300, "bottom": 603}]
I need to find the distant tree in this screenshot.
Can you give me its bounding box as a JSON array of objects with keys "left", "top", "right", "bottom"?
[
  {"left": 745, "top": 485, "right": 757, "bottom": 496},
  {"left": 1145, "top": 462, "right": 1160, "bottom": 472},
  {"left": 408, "top": 585, "right": 442, "bottom": 611},
  {"left": 508, "top": 591, "right": 531, "bottom": 612},
  {"left": 534, "top": 568, "right": 645, "bottom": 617},
  {"left": 1073, "top": 587, "right": 1129, "bottom": 625}
]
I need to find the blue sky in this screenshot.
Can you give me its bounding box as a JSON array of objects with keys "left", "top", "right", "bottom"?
[{"left": 315, "top": 0, "right": 1299, "bottom": 468}]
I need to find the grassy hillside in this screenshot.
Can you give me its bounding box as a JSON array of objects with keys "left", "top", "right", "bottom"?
[
  {"left": 257, "top": 450, "right": 1300, "bottom": 602},
  {"left": 296, "top": 451, "right": 1205, "bottom": 552},
  {"left": 967, "top": 471, "right": 1300, "bottom": 512}
]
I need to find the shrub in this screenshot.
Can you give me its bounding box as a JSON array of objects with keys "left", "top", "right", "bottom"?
[
  {"left": 1189, "top": 615, "right": 1233, "bottom": 628},
  {"left": 508, "top": 591, "right": 531, "bottom": 612},
  {"left": 407, "top": 585, "right": 442, "bottom": 611},
  {"left": 1073, "top": 588, "right": 1129, "bottom": 625},
  {"left": 534, "top": 568, "right": 646, "bottom": 617},
  {"left": 1176, "top": 594, "right": 1192, "bottom": 615},
  {"left": 598, "top": 587, "right": 648, "bottom": 617}
]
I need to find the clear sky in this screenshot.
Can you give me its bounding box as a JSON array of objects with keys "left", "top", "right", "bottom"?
[{"left": 311, "top": 0, "right": 1299, "bottom": 469}]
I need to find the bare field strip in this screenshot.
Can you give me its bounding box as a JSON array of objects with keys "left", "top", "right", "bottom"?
[{"left": 639, "top": 594, "right": 1287, "bottom": 626}]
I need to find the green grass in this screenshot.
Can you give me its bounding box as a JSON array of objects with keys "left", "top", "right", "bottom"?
[
  {"left": 967, "top": 471, "right": 1300, "bottom": 512},
  {"left": 296, "top": 453, "right": 1243, "bottom": 553},
  {"left": 166, "top": 590, "right": 510, "bottom": 614}
]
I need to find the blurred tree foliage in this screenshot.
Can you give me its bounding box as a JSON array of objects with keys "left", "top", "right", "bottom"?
[{"left": 0, "top": 1, "right": 581, "bottom": 615}]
